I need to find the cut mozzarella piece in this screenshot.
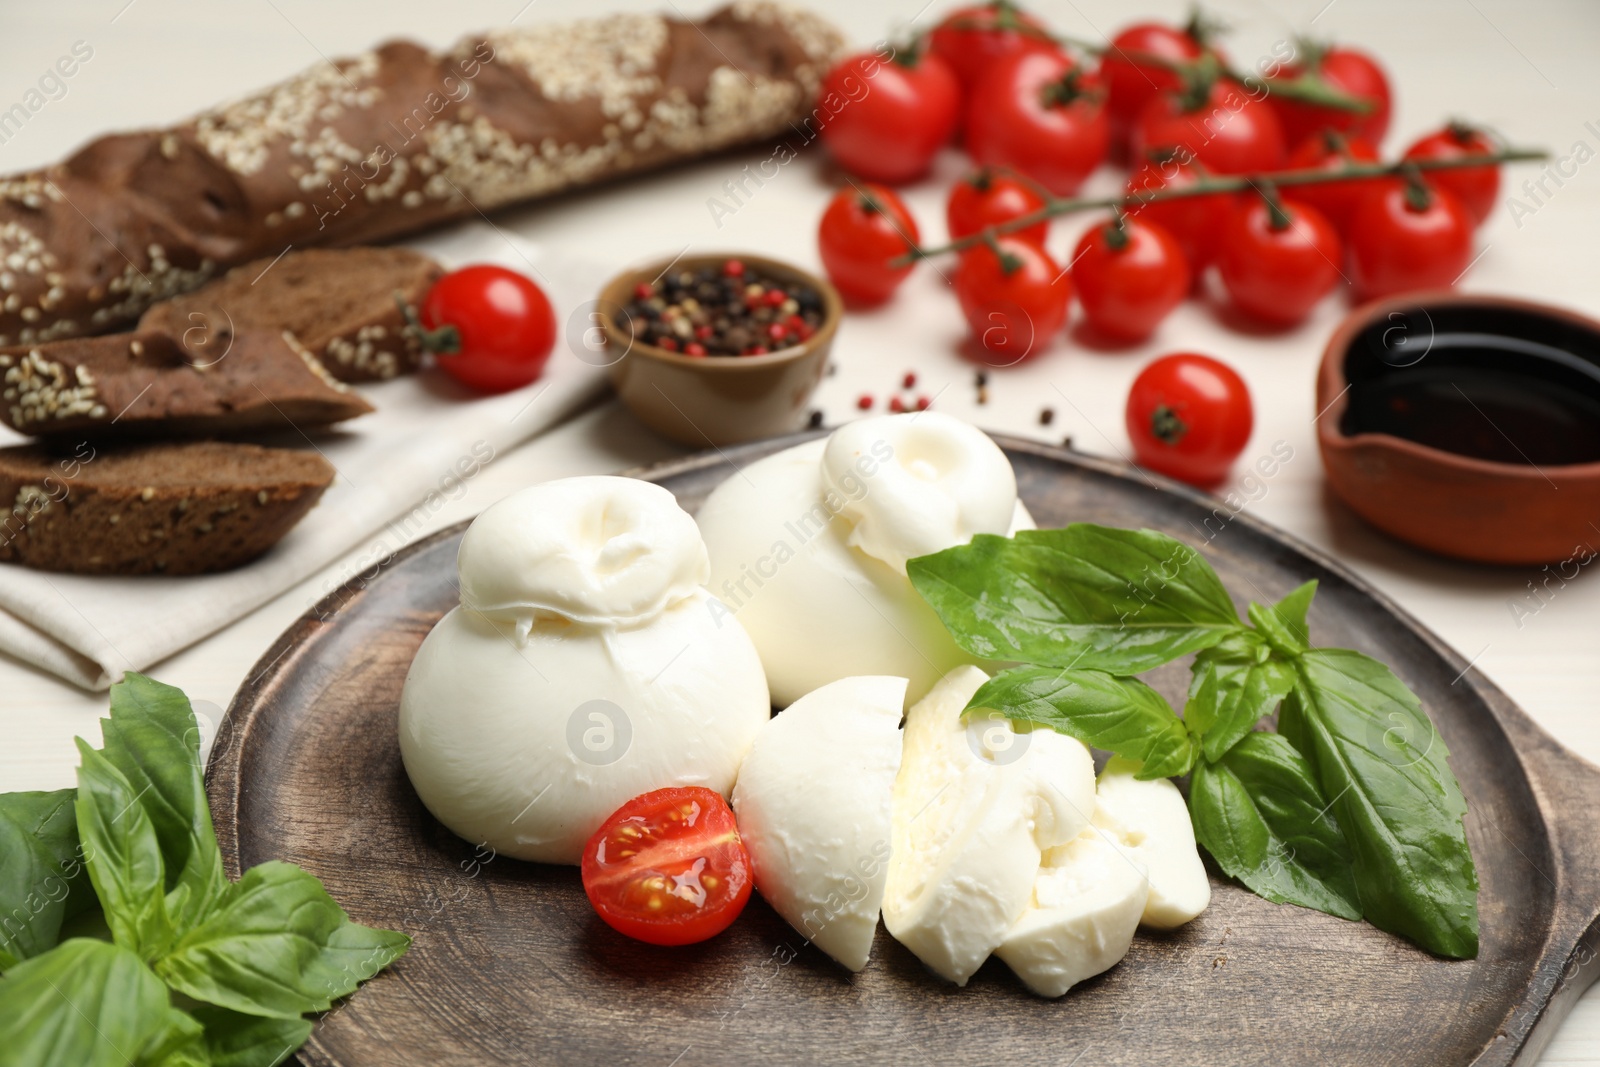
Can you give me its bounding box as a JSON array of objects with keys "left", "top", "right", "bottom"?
[
  {"left": 883, "top": 666, "right": 1097, "bottom": 985},
  {"left": 1092, "top": 757, "right": 1211, "bottom": 929},
  {"left": 731, "top": 675, "right": 908, "bottom": 971},
  {"left": 995, "top": 829, "right": 1150, "bottom": 998}
]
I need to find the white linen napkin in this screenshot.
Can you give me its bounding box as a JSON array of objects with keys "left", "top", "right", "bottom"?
[{"left": 0, "top": 236, "right": 614, "bottom": 691}]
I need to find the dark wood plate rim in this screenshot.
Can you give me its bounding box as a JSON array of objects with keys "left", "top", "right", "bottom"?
[{"left": 209, "top": 432, "right": 1600, "bottom": 1067}]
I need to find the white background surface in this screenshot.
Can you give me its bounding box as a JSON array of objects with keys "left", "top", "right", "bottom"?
[{"left": 1, "top": 0, "right": 1597, "bottom": 1061}]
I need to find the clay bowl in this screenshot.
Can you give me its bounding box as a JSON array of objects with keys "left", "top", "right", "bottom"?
[
  {"left": 1317, "top": 291, "right": 1600, "bottom": 565},
  {"left": 599, "top": 253, "right": 842, "bottom": 446}
]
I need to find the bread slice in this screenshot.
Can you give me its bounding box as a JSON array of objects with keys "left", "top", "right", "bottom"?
[
  {"left": 0, "top": 328, "right": 372, "bottom": 440},
  {"left": 0, "top": 440, "right": 334, "bottom": 575},
  {"left": 139, "top": 248, "right": 443, "bottom": 382}
]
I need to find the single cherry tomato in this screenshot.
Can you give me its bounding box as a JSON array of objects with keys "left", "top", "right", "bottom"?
[
  {"left": 953, "top": 236, "right": 1071, "bottom": 364},
  {"left": 1270, "top": 46, "right": 1391, "bottom": 148},
  {"left": 419, "top": 265, "right": 556, "bottom": 393},
  {"left": 1071, "top": 215, "right": 1190, "bottom": 342},
  {"left": 817, "top": 50, "right": 960, "bottom": 184},
  {"left": 1124, "top": 153, "right": 1235, "bottom": 272},
  {"left": 817, "top": 184, "right": 920, "bottom": 305},
  {"left": 1126, "top": 352, "right": 1253, "bottom": 485},
  {"left": 1101, "top": 22, "right": 1206, "bottom": 155},
  {"left": 1347, "top": 180, "right": 1475, "bottom": 300},
  {"left": 1403, "top": 123, "right": 1501, "bottom": 226},
  {"left": 965, "top": 51, "right": 1109, "bottom": 196},
  {"left": 1132, "top": 79, "right": 1286, "bottom": 175},
  {"left": 928, "top": 2, "right": 1059, "bottom": 95},
  {"left": 1217, "top": 195, "right": 1343, "bottom": 327},
  {"left": 581, "top": 786, "right": 753, "bottom": 947},
  {"left": 946, "top": 168, "right": 1050, "bottom": 246},
  {"left": 1282, "top": 131, "right": 1385, "bottom": 234}
]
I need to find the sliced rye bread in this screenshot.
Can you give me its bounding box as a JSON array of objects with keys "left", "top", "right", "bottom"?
[
  {"left": 0, "top": 328, "right": 372, "bottom": 440},
  {"left": 0, "top": 440, "right": 334, "bottom": 575},
  {"left": 139, "top": 247, "right": 443, "bottom": 383}
]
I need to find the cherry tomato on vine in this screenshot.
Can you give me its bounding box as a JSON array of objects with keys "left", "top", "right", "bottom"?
[
  {"left": 928, "top": 1, "right": 1059, "bottom": 94},
  {"left": 582, "top": 787, "right": 753, "bottom": 947},
  {"left": 1347, "top": 181, "right": 1474, "bottom": 300},
  {"left": 1403, "top": 124, "right": 1501, "bottom": 225},
  {"left": 1217, "top": 196, "right": 1343, "bottom": 327},
  {"left": 1101, "top": 22, "right": 1207, "bottom": 155},
  {"left": 947, "top": 169, "right": 1050, "bottom": 246},
  {"left": 965, "top": 50, "right": 1109, "bottom": 196},
  {"left": 954, "top": 236, "right": 1071, "bottom": 364},
  {"left": 1071, "top": 215, "right": 1190, "bottom": 342},
  {"left": 1132, "top": 79, "right": 1286, "bottom": 175},
  {"left": 419, "top": 265, "right": 556, "bottom": 393},
  {"left": 1283, "top": 131, "right": 1385, "bottom": 234},
  {"left": 1126, "top": 352, "right": 1253, "bottom": 486},
  {"left": 1124, "top": 153, "right": 1235, "bottom": 272},
  {"left": 818, "top": 50, "right": 960, "bottom": 184},
  {"left": 1269, "top": 45, "right": 1391, "bottom": 148},
  {"left": 817, "top": 184, "right": 920, "bottom": 305}
]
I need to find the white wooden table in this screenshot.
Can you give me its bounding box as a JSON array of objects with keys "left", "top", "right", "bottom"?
[{"left": 1, "top": 0, "right": 1596, "bottom": 1060}]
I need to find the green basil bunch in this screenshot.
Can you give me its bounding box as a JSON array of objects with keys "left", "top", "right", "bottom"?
[
  {"left": 0, "top": 674, "right": 409, "bottom": 1066},
  {"left": 908, "top": 524, "right": 1479, "bottom": 959}
]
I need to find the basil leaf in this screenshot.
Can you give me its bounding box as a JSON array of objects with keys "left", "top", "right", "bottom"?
[
  {"left": 1272, "top": 580, "right": 1318, "bottom": 647},
  {"left": 1190, "top": 734, "right": 1362, "bottom": 919},
  {"left": 969, "top": 666, "right": 1194, "bottom": 779},
  {"left": 157, "top": 860, "right": 409, "bottom": 1019},
  {"left": 908, "top": 525, "right": 1242, "bottom": 674},
  {"left": 1185, "top": 632, "right": 1296, "bottom": 762},
  {"left": 0, "top": 790, "right": 90, "bottom": 967},
  {"left": 75, "top": 740, "right": 174, "bottom": 961},
  {"left": 1247, "top": 602, "right": 1307, "bottom": 657},
  {"left": 0, "top": 938, "right": 190, "bottom": 1067},
  {"left": 100, "top": 673, "right": 227, "bottom": 932},
  {"left": 1281, "top": 649, "right": 1479, "bottom": 958},
  {"left": 193, "top": 1005, "right": 313, "bottom": 1067}
]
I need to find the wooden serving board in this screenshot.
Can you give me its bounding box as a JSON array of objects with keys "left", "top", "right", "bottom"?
[{"left": 208, "top": 434, "right": 1600, "bottom": 1067}]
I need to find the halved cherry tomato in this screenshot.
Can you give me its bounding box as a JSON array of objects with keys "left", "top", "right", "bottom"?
[
  {"left": 965, "top": 50, "right": 1109, "bottom": 196},
  {"left": 1269, "top": 45, "right": 1391, "bottom": 149},
  {"left": 1217, "top": 195, "right": 1343, "bottom": 327},
  {"left": 817, "top": 184, "right": 920, "bottom": 305},
  {"left": 946, "top": 168, "right": 1050, "bottom": 246},
  {"left": 581, "top": 786, "right": 753, "bottom": 947},
  {"left": 818, "top": 50, "right": 960, "bottom": 184},
  {"left": 1101, "top": 22, "right": 1206, "bottom": 155},
  {"left": 1124, "top": 153, "right": 1234, "bottom": 272},
  {"left": 419, "top": 265, "right": 556, "bottom": 393},
  {"left": 1402, "top": 123, "right": 1501, "bottom": 226},
  {"left": 954, "top": 236, "right": 1071, "bottom": 364},
  {"left": 1126, "top": 352, "right": 1253, "bottom": 486},
  {"left": 1347, "top": 180, "right": 1474, "bottom": 300},
  {"left": 928, "top": 1, "right": 1059, "bottom": 94},
  {"left": 1071, "top": 215, "right": 1190, "bottom": 342},
  {"left": 1283, "top": 131, "right": 1385, "bottom": 234},
  {"left": 1132, "top": 79, "right": 1286, "bottom": 176}
]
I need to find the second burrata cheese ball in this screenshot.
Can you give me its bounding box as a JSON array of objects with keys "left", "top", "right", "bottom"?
[
  {"left": 399, "top": 476, "right": 770, "bottom": 865},
  {"left": 696, "top": 412, "right": 1031, "bottom": 707}
]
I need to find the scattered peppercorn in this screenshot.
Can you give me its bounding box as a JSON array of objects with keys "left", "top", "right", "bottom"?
[
  {"left": 857, "top": 393, "right": 874, "bottom": 410},
  {"left": 620, "top": 259, "right": 826, "bottom": 356},
  {"left": 916, "top": 395, "right": 932, "bottom": 411},
  {"left": 903, "top": 371, "right": 917, "bottom": 389},
  {"left": 889, "top": 396, "right": 906, "bottom": 413},
  {"left": 808, "top": 409, "right": 825, "bottom": 429},
  {"left": 1039, "top": 407, "right": 1055, "bottom": 426}
]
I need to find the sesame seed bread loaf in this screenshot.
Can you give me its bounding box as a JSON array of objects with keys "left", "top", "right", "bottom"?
[
  {"left": 0, "top": 440, "right": 335, "bottom": 575},
  {"left": 0, "top": 2, "right": 843, "bottom": 348},
  {"left": 139, "top": 247, "right": 444, "bottom": 382},
  {"left": 0, "top": 328, "right": 373, "bottom": 440}
]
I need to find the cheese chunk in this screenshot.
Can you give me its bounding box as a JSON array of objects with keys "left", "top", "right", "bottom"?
[{"left": 1092, "top": 757, "right": 1211, "bottom": 928}]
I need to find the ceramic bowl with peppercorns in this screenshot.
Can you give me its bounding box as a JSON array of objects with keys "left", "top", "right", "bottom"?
[{"left": 599, "top": 253, "right": 842, "bottom": 446}]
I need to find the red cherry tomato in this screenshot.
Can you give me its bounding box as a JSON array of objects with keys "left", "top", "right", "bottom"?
[
  {"left": 1216, "top": 196, "right": 1343, "bottom": 327},
  {"left": 1126, "top": 352, "right": 1253, "bottom": 486},
  {"left": 817, "top": 184, "right": 920, "bottom": 305},
  {"left": 928, "top": 2, "right": 1059, "bottom": 94},
  {"left": 1402, "top": 124, "right": 1501, "bottom": 226},
  {"left": 947, "top": 169, "right": 1050, "bottom": 246},
  {"left": 420, "top": 265, "right": 556, "bottom": 393},
  {"left": 965, "top": 51, "right": 1109, "bottom": 196},
  {"left": 1071, "top": 216, "right": 1190, "bottom": 342},
  {"left": 1124, "top": 154, "right": 1235, "bottom": 272},
  {"left": 1132, "top": 80, "right": 1286, "bottom": 175},
  {"left": 581, "top": 787, "right": 753, "bottom": 947},
  {"left": 1101, "top": 22, "right": 1205, "bottom": 153},
  {"left": 1282, "top": 131, "right": 1385, "bottom": 234},
  {"left": 818, "top": 51, "right": 960, "bottom": 184},
  {"left": 1347, "top": 181, "right": 1475, "bottom": 301},
  {"left": 954, "top": 236, "right": 1071, "bottom": 364},
  {"left": 1270, "top": 46, "right": 1391, "bottom": 148}
]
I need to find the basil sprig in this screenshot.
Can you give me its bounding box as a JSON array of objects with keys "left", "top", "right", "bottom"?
[
  {"left": 909, "top": 523, "right": 1480, "bottom": 959},
  {"left": 0, "top": 673, "right": 408, "bottom": 1066}
]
